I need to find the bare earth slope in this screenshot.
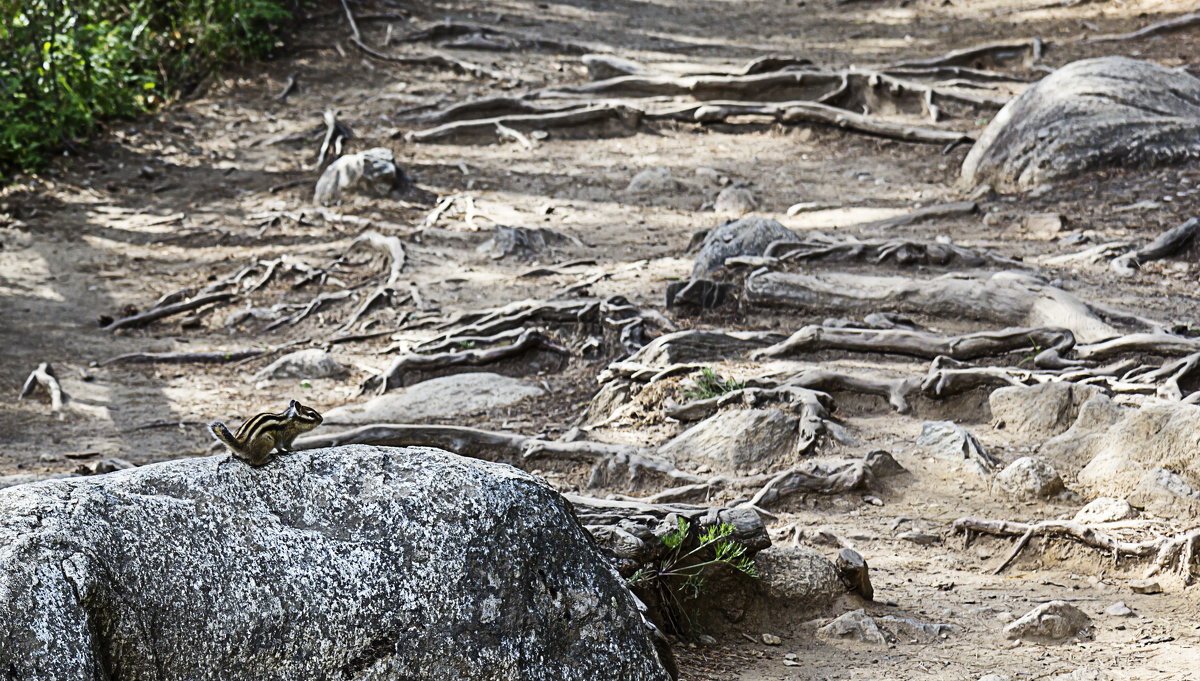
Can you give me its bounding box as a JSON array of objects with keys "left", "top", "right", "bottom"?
[{"left": 2, "top": 0, "right": 1199, "bottom": 679}]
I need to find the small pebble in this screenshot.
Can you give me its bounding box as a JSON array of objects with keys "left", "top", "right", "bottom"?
[
  {"left": 1128, "top": 579, "right": 1162, "bottom": 594},
  {"left": 1105, "top": 601, "right": 1134, "bottom": 617},
  {"left": 761, "top": 633, "right": 782, "bottom": 646}
]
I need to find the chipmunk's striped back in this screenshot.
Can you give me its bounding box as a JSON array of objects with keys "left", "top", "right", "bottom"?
[{"left": 210, "top": 400, "right": 322, "bottom": 467}]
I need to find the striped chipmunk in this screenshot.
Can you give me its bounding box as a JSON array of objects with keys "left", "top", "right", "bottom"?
[{"left": 209, "top": 399, "right": 323, "bottom": 467}]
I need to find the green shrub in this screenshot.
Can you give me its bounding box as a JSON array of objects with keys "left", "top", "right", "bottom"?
[
  {"left": 681, "top": 367, "right": 745, "bottom": 402},
  {"left": 0, "top": 0, "right": 293, "bottom": 177}
]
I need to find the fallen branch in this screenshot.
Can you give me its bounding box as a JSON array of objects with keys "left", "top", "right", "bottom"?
[
  {"left": 848, "top": 201, "right": 978, "bottom": 230},
  {"left": 19, "top": 363, "right": 64, "bottom": 412},
  {"left": 104, "top": 292, "right": 235, "bottom": 331},
  {"left": 339, "top": 0, "right": 504, "bottom": 79},
  {"left": 762, "top": 233, "right": 1017, "bottom": 268}
]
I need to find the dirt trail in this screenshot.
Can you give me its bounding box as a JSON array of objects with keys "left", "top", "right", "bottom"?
[{"left": 2, "top": 0, "right": 1200, "bottom": 679}]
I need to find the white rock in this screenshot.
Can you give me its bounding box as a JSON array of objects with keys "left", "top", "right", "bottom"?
[
  {"left": 713, "top": 185, "right": 758, "bottom": 216},
  {"left": 916, "top": 421, "right": 999, "bottom": 476},
  {"left": 1104, "top": 601, "right": 1133, "bottom": 617},
  {"left": 994, "top": 456, "right": 1064, "bottom": 499},
  {"left": 624, "top": 167, "right": 679, "bottom": 194},
  {"left": 1003, "top": 601, "right": 1091, "bottom": 642},
  {"left": 1073, "top": 497, "right": 1136, "bottom": 524}
]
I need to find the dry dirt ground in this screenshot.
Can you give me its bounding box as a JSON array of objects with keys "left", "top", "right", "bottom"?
[{"left": 3, "top": 0, "right": 1200, "bottom": 679}]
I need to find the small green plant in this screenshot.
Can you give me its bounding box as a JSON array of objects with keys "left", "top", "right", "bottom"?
[
  {"left": 628, "top": 518, "right": 758, "bottom": 635},
  {"left": 681, "top": 367, "right": 744, "bottom": 402},
  {"left": 456, "top": 340, "right": 477, "bottom": 349}
]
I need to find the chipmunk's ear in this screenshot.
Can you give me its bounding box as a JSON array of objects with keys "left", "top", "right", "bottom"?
[{"left": 287, "top": 399, "right": 300, "bottom": 412}]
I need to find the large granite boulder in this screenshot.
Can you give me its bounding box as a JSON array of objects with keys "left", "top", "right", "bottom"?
[
  {"left": 962, "top": 57, "right": 1200, "bottom": 190},
  {"left": 0, "top": 446, "right": 671, "bottom": 681}
]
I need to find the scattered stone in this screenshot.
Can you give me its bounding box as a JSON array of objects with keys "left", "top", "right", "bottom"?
[
  {"left": 865, "top": 450, "right": 907, "bottom": 478},
  {"left": 477, "top": 224, "right": 580, "bottom": 260},
  {"left": 694, "top": 167, "right": 730, "bottom": 187},
  {"left": 691, "top": 216, "right": 797, "bottom": 277},
  {"left": 1025, "top": 213, "right": 1064, "bottom": 240},
  {"left": 1104, "top": 602, "right": 1134, "bottom": 618},
  {"left": 1073, "top": 497, "right": 1136, "bottom": 524},
  {"left": 254, "top": 349, "right": 348, "bottom": 381},
  {"left": 835, "top": 548, "right": 873, "bottom": 601},
  {"left": 994, "top": 456, "right": 1064, "bottom": 499},
  {"left": 754, "top": 546, "right": 844, "bottom": 611},
  {"left": 0, "top": 446, "right": 672, "bottom": 680},
  {"left": 1050, "top": 669, "right": 1111, "bottom": 681},
  {"left": 314, "top": 147, "right": 398, "bottom": 205},
  {"left": 625, "top": 167, "right": 680, "bottom": 194},
  {"left": 995, "top": 611, "right": 1015, "bottom": 624},
  {"left": 75, "top": 457, "right": 135, "bottom": 476},
  {"left": 989, "top": 383, "right": 1104, "bottom": 438},
  {"left": 962, "top": 57, "right": 1200, "bottom": 190},
  {"left": 1128, "top": 579, "right": 1162, "bottom": 595},
  {"left": 897, "top": 531, "right": 941, "bottom": 545},
  {"left": 761, "top": 633, "right": 781, "bottom": 645},
  {"left": 916, "top": 421, "right": 1000, "bottom": 476},
  {"left": 1003, "top": 600, "right": 1092, "bottom": 642},
  {"left": 877, "top": 615, "right": 957, "bottom": 643},
  {"left": 817, "top": 609, "right": 887, "bottom": 644},
  {"left": 323, "top": 373, "right": 545, "bottom": 425},
  {"left": 713, "top": 185, "right": 758, "bottom": 216},
  {"left": 697, "top": 634, "right": 718, "bottom": 646}
]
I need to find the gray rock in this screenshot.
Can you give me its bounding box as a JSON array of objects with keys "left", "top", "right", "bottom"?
[
  {"left": 253, "top": 349, "right": 348, "bottom": 381},
  {"left": 1003, "top": 600, "right": 1091, "bottom": 642},
  {"left": 916, "top": 421, "right": 1000, "bottom": 476},
  {"left": 659, "top": 408, "right": 803, "bottom": 474},
  {"left": 962, "top": 57, "right": 1200, "bottom": 190},
  {"left": 994, "top": 456, "right": 1064, "bottom": 499},
  {"left": 713, "top": 185, "right": 758, "bottom": 217},
  {"left": 989, "top": 383, "right": 1104, "bottom": 438},
  {"left": 897, "top": 531, "right": 941, "bottom": 545},
  {"left": 754, "top": 546, "right": 844, "bottom": 611},
  {"left": 477, "top": 225, "right": 580, "bottom": 260},
  {"left": 0, "top": 446, "right": 670, "bottom": 680},
  {"left": 1073, "top": 497, "right": 1136, "bottom": 524},
  {"left": 1127, "top": 467, "right": 1200, "bottom": 518},
  {"left": 1104, "top": 601, "right": 1134, "bottom": 618},
  {"left": 314, "top": 147, "right": 398, "bottom": 205},
  {"left": 692, "top": 217, "right": 797, "bottom": 277},
  {"left": 817, "top": 609, "right": 887, "bottom": 644},
  {"left": 323, "top": 373, "right": 545, "bottom": 424},
  {"left": 625, "top": 167, "right": 680, "bottom": 194}
]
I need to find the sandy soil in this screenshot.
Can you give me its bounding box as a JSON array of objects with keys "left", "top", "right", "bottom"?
[{"left": 2, "top": 0, "right": 1200, "bottom": 678}]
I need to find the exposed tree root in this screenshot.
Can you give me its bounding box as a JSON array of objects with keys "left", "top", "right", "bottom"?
[
  {"left": 754, "top": 326, "right": 1079, "bottom": 369},
  {"left": 19, "top": 363, "right": 64, "bottom": 412},
  {"left": 1084, "top": 12, "right": 1200, "bottom": 44},
  {"left": 953, "top": 517, "right": 1200, "bottom": 580},
  {"left": 1111, "top": 217, "right": 1200, "bottom": 276},
  {"left": 104, "top": 292, "right": 235, "bottom": 331},
  {"left": 395, "top": 21, "right": 594, "bottom": 54},
  {"left": 339, "top": 0, "right": 505, "bottom": 79},
  {"left": 761, "top": 233, "right": 1017, "bottom": 267},
  {"left": 363, "top": 328, "right": 571, "bottom": 393},
  {"left": 888, "top": 38, "right": 1044, "bottom": 70},
  {"left": 407, "top": 104, "right": 642, "bottom": 142},
  {"left": 744, "top": 270, "right": 1135, "bottom": 344},
  {"left": 98, "top": 349, "right": 269, "bottom": 366}
]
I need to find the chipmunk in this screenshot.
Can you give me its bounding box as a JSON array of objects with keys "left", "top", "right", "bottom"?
[{"left": 209, "top": 399, "right": 323, "bottom": 467}]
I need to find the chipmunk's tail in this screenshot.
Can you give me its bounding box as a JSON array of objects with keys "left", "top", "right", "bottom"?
[{"left": 209, "top": 421, "right": 238, "bottom": 451}]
